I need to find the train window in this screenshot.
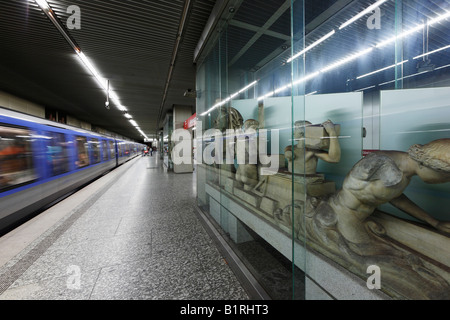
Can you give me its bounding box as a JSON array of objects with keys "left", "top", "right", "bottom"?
[
  {"left": 75, "top": 136, "right": 89, "bottom": 168},
  {"left": 101, "top": 140, "right": 107, "bottom": 161},
  {"left": 46, "top": 131, "right": 70, "bottom": 177},
  {"left": 90, "top": 138, "right": 100, "bottom": 164},
  {"left": 109, "top": 140, "right": 115, "bottom": 159},
  {"left": 0, "top": 125, "right": 38, "bottom": 192}
]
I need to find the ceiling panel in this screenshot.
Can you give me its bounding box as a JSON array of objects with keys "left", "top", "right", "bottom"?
[
  {"left": 1, "top": 0, "right": 449, "bottom": 142},
  {"left": 0, "top": 0, "right": 215, "bottom": 141}
]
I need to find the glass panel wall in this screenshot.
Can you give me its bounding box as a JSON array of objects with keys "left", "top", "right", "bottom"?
[
  {"left": 163, "top": 113, "right": 173, "bottom": 170},
  {"left": 195, "top": 0, "right": 450, "bottom": 300},
  {"left": 195, "top": 0, "right": 306, "bottom": 300},
  {"left": 299, "top": 0, "right": 450, "bottom": 300}
]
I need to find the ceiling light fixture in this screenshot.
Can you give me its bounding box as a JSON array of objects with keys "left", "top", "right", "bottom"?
[
  {"left": 257, "top": 10, "right": 449, "bottom": 103},
  {"left": 105, "top": 80, "right": 110, "bottom": 109},
  {"left": 288, "top": 0, "right": 390, "bottom": 64},
  {"left": 35, "top": 0, "right": 50, "bottom": 11},
  {"left": 75, "top": 51, "right": 128, "bottom": 112},
  {"left": 257, "top": 71, "right": 320, "bottom": 100},
  {"left": 413, "top": 44, "right": 450, "bottom": 60},
  {"left": 356, "top": 60, "right": 409, "bottom": 79},
  {"left": 375, "top": 24, "right": 425, "bottom": 48},
  {"left": 320, "top": 47, "right": 374, "bottom": 73},
  {"left": 200, "top": 80, "right": 258, "bottom": 116},
  {"left": 287, "top": 30, "right": 336, "bottom": 63},
  {"left": 376, "top": 10, "right": 450, "bottom": 49},
  {"left": 339, "top": 0, "right": 389, "bottom": 30},
  {"left": 33, "top": 0, "right": 148, "bottom": 140},
  {"left": 378, "top": 63, "right": 450, "bottom": 87},
  {"left": 258, "top": 48, "right": 375, "bottom": 100}
]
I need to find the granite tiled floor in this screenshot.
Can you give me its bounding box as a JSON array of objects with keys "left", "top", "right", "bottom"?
[{"left": 0, "top": 154, "right": 249, "bottom": 300}]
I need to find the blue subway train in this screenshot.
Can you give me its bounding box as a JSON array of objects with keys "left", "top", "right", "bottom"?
[{"left": 0, "top": 107, "right": 145, "bottom": 235}]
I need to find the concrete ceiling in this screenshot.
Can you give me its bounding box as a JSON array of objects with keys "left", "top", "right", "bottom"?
[
  {"left": 0, "top": 0, "right": 216, "bottom": 142},
  {"left": 2, "top": 0, "right": 448, "bottom": 143}
]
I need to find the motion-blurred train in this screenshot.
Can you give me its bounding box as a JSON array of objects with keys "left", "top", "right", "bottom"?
[{"left": 0, "top": 107, "right": 145, "bottom": 235}]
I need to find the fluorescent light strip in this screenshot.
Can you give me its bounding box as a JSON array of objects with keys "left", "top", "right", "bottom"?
[
  {"left": 293, "top": 71, "right": 320, "bottom": 85},
  {"left": 35, "top": 0, "right": 50, "bottom": 11},
  {"left": 287, "top": 30, "right": 336, "bottom": 63},
  {"left": 288, "top": 0, "right": 390, "bottom": 63},
  {"left": 339, "top": 0, "right": 389, "bottom": 30},
  {"left": 34, "top": 0, "right": 149, "bottom": 139},
  {"left": 355, "top": 85, "right": 376, "bottom": 92},
  {"left": 238, "top": 80, "right": 259, "bottom": 93},
  {"left": 378, "top": 63, "right": 450, "bottom": 87},
  {"left": 200, "top": 80, "right": 258, "bottom": 116},
  {"left": 200, "top": 102, "right": 221, "bottom": 117},
  {"left": 375, "top": 24, "right": 424, "bottom": 48},
  {"left": 414, "top": 44, "right": 450, "bottom": 60},
  {"left": 76, "top": 51, "right": 127, "bottom": 112},
  {"left": 257, "top": 91, "right": 275, "bottom": 101},
  {"left": 376, "top": 10, "right": 450, "bottom": 49},
  {"left": 274, "top": 84, "right": 292, "bottom": 94},
  {"left": 211, "top": 7, "right": 450, "bottom": 128},
  {"left": 320, "top": 47, "right": 374, "bottom": 73},
  {"left": 356, "top": 60, "right": 408, "bottom": 79},
  {"left": 434, "top": 63, "right": 450, "bottom": 71},
  {"left": 258, "top": 47, "right": 374, "bottom": 100},
  {"left": 35, "top": 0, "right": 127, "bottom": 113},
  {"left": 257, "top": 71, "right": 320, "bottom": 100},
  {"left": 77, "top": 52, "right": 108, "bottom": 89},
  {"left": 286, "top": 5, "right": 449, "bottom": 65},
  {"left": 428, "top": 10, "right": 450, "bottom": 25}
]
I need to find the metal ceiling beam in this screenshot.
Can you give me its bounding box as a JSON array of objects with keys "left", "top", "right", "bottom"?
[
  {"left": 228, "top": 19, "right": 290, "bottom": 41},
  {"left": 228, "top": 0, "right": 291, "bottom": 67},
  {"left": 193, "top": 0, "right": 244, "bottom": 64},
  {"left": 252, "top": 0, "right": 355, "bottom": 71},
  {"left": 157, "top": 0, "right": 193, "bottom": 129},
  {"left": 305, "top": 0, "right": 355, "bottom": 33},
  {"left": 34, "top": 0, "right": 81, "bottom": 52},
  {"left": 194, "top": 0, "right": 229, "bottom": 63}
]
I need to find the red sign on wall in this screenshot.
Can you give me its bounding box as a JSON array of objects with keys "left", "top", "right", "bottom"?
[
  {"left": 362, "top": 149, "right": 379, "bottom": 157},
  {"left": 183, "top": 113, "right": 196, "bottom": 129}
]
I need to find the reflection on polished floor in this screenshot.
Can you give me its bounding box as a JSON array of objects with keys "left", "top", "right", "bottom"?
[{"left": 0, "top": 154, "right": 249, "bottom": 300}]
